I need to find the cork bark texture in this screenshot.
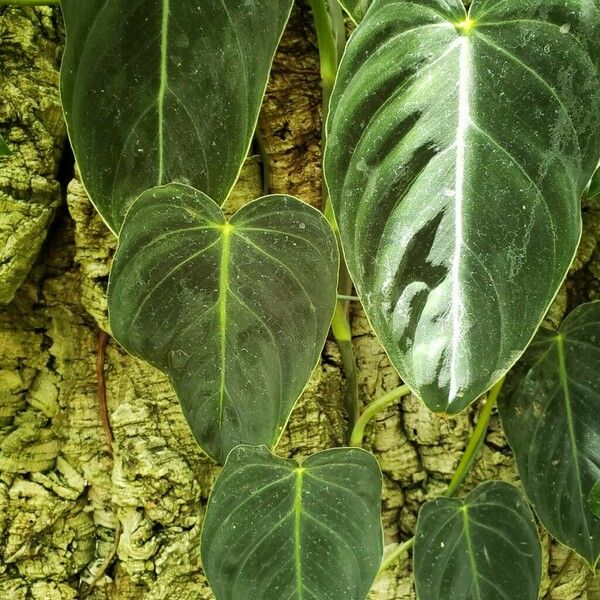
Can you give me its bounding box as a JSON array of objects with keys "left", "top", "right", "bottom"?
[{"left": 1, "top": 5, "right": 599, "bottom": 600}]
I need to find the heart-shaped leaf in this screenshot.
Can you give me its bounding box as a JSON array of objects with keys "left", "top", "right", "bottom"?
[
  {"left": 60, "top": 0, "right": 293, "bottom": 233},
  {"left": 324, "top": 0, "right": 600, "bottom": 414},
  {"left": 201, "top": 445, "right": 383, "bottom": 600},
  {"left": 413, "top": 481, "right": 541, "bottom": 600},
  {"left": 107, "top": 184, "right": 338, "bottom": 463},
  {"left": 499, "top": 301, "right": 600, "bottom": 566}
]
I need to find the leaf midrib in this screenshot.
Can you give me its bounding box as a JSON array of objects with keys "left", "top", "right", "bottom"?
[
  {"left": 217, "top": 228, "right": 232, "bottom": 428},
  {"left": 157, "top": 0, "right": 170, "bottom": 185},
  {"left": 461, "top": 506, "right": 483, "bottom": 600},
  {"left": 555, "top": 334, "right": 593, "bottom": 550},
  {"left": 447, "top": 33, "right": 471, "bottom": 405},
  {"left": 294, "top": 467, "right": 305, "bottom": 600}
]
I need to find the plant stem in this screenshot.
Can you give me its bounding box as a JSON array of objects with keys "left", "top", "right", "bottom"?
[
  {"left": 254, "top": 129, "right": 271, "bottom": 196},
  {"left": 331, "top": 301, "right": 352, "bottom": 344},
  {"left": 96, "top": 329, "right": 114, "bottom": 455},
  {"left": 0, "top": 0, "right": 59, "bottom": 5},
  {"left": 377, "top": 378, "right": 505, "bottom": 574},
  {"left": 377, "top": 536, "right": 414, "bottom": 576},
  {"left": 309, "top": 0, "right": 344, "bottom": 223},
  {"left": 307, "top": 0, "right": 360, "bottom": 432},
  {"left": 306, "top": 0, "right": 339, "bottom": 113},
  {"left": 444, "top": 377, "right": 504, "bottom": 498},
  {"left": 350, "top": 384, "right": 412, "bottom": 447}
]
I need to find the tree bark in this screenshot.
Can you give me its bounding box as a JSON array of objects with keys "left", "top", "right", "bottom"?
[{"left": 1, "top": 5, "right": 599, "bottom": 599}]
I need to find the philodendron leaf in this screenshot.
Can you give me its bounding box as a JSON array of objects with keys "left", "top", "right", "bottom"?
[
  {"left": 590, "top": 166, "right": 600, "bottom": 198},
  {"left": 107, "top": 184, "right": 338, "bottom": 463},
  {"left": 590, "top": 481, "right": 600, "bottom": 519},
  {"left": 0, "top": 134, "right": 9, "bottom": 156},
  {"left": 414, "top": 481, "right": 541, "bottom": 600},
  {"left": 201, "top": 445, "right": 383, "bottom": 600},
  {"left": 325, "top": 0, "right": 600, "bottom": 414},
  {"left": 499, "top": 301, "right": 600, "bottom": 566},
  {"left": 60, "top": 0, "right": 293, "bottom": 233}
]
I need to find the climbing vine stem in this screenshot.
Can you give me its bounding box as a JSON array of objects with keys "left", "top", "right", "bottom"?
[
  {"left": 96, "top": 329, "right": 114, "bottom": 455},
  {"left": 306, "top": 0, "right": 339, "bottom": 111},
  {"left": 86, "top": 329, "right": 121, "bottom": 596},
  {"left": 444, "top": 376, "right": 505, "bottom": 497},
  {"left": 350, "top": 384, "right": 412, "bottom": 447},
  {"left": 377, "top": 537, "right": 415, "bottom": 576},
  {"left": 306, "top": 0, "right": 361, "bottom": 432},
  {"left": 377, "top": 377, "right": 505, "bottom": 574}
]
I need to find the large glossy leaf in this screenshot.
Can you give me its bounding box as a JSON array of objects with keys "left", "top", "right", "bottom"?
[
  {"left": 324, "top": 0, "right": 600, "bottom": 414},
  {"left": 201, "top": 445, "right": 383, "bottom": 600},
  {"left": 60, "top": 0, "right": 293, "bottom": 233},
  {"left": 413, "top": 481, "right": 541, "bottom": 600},
  {"left": 107, "top": 184, "right": 338, "bottom": 463},
  {"left": 499, "top": 301, "right": 600, "bottom": 566}
]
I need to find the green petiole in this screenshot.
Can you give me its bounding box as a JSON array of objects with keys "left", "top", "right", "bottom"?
[
  {"left": 307, "top": 0, "right": 361, "bottom": 432},
  {"left": 350, "top": 384, "right": 412, "bottom": 448},
  {"left": 444, "top": 377, "right": 505, "bottom": 497}
]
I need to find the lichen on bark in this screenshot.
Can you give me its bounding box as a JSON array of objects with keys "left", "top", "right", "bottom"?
[
  {"left": 0, "top": 6, "right": 66, "bottom": 305},
  {"left": 0, "top": 4, "right": 599, "bottom": 600}
]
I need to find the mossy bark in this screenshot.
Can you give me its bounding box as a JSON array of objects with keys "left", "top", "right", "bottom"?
[{"left": 1, "top": 5, "right": 599, "bottom": 599}]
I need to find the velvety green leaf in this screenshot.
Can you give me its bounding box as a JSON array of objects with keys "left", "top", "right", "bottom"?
[
  {"left": 499, "top": 301, "right": 600, "bottom": 566},
  {"left": 107, "top": 184, "right": 338, "bottom": 463},
  {"left": 60, "top": 0, "right": 293, "bottom": 233},
  {"left": 201, "top": 445, "right": 383, "bottom": 600},
  {"left": 0, "top": 134, "right": 9, "bottom": 156},
  {"left": 336, "top": 0, "right": 372, "bottom": 23},
  {"left": 589, "top": 480, "right": 600, "bottom": 519},
  {"left": 589, "top": 165, "right": 600, "bottom": 198},
  {"left": 324, "top": 0, "right": 600, "bottom": 414},
  {"left": 414, "top": 481, "right": 541, "bottom": 600}
]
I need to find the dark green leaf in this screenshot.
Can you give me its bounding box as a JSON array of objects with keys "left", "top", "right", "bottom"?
[
  {"left": 414, "top": 481, "right": 541, "bottom": 600},
  {"left": 589, "top": 165, "right": 600, "bottom": 198},
  {"left": 60, "top": 0, "right": 293, "bottom": 233},
  {"left": 201, "top": 445, "right": 383, "bottom": 600},
  {"left": 0, "top": 133, "right": 9, "bottom": 156},
  {"left": 107, "top": 184, "right": 339, "bottom": 463},
  {"left": 324, "top": 0, "right": 600, "bottom": 414},
  {"left": 589, "top": 480, "right": 600, "bottom": 519},
  {"left": 499, "top": 301, "right": 600, "bottom": 566}
]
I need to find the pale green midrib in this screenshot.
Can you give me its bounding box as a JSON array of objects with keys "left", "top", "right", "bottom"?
[
  {"left": 555, "top": 335, "right": 592, "bottom": 547},
  {"left": 448, "top": 33, "right": 471, "bottom": 404},
  {"left": 157, "top": 0, "right": 170, "bottom": 185},
  {"left": 217, "top": 231, "right": 232, "bottom": 428},
  {"left": 294, "top": 467, "right": 305, "bottom": 599},
  {"left": 462, "top": 507, "right": 483, "bottom": 600}
]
